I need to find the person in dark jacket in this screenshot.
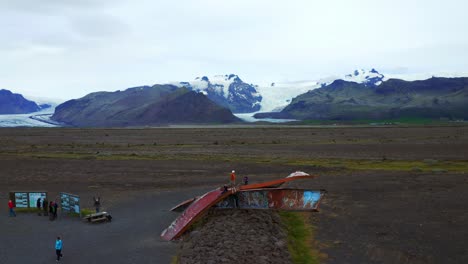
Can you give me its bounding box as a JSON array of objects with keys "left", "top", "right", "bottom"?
[
  {"left": 49, "top": 201, "right": 55, "bottom": 221},
  {"left": 43, "top": 198, "right": 48, "bottom": 216},
  {"left": 37, "top": 198, "right": 42, "bottom": 216},
  {"left": 93, "top": 197, "right": 101, "bottom": 213},
  {"left": 53, "top": 201, "right": 58, "bottom": 219}
]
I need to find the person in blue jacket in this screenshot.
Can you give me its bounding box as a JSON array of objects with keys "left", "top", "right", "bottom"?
[{"left": 55, "top": 236, "right": 63, "bottom": 261}]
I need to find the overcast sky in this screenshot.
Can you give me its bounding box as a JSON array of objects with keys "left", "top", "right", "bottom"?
[{"left": 1, "top": 0, "right": 467, "bottom": 100}]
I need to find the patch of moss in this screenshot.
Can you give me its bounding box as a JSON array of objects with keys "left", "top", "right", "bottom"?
[
  {"left": 81, "top": 208, "right": 96, "bottom": 216},
  {"left": 279, "top": 211, "right": 320, "bottom": 264}
]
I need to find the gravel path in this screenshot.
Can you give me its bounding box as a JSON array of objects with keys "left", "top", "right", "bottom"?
[{"left": 0, "top": 188, "right": 205, "bottom": 264}]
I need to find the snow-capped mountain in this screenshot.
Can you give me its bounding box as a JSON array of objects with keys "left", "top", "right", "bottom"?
[
  {"left": 172, "top": 74, "right": 262, "bottom": 113},
  {"left": 256, "top": 69, "right": 385, "bottom": 113},
  {"left": 344, "top": 68, "right": 384, "bottom": 86}
]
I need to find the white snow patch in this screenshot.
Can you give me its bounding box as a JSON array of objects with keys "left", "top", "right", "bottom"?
[
  {"left": 255, "top": 81, "right": 322, "bottom": 112},
  {"left": 234, "top": 113, "right": 297, "bottom": 123}
]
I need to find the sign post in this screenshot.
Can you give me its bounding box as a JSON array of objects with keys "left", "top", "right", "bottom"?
[
  {"left": 60, "top": 192, "right": 81, "bottom": 217},
  {"left": 9, "top": 192, "right": 47, "bottom": 209}
]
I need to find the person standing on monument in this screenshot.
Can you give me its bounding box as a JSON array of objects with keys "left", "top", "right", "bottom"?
[{"left": 230, "top": 170, "right": 236, "bottom": 187}]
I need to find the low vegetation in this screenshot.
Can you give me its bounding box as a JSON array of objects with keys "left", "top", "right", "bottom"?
[
  {"left": 279, "top": 211, "right": 321, "bottom": 264},
  {"left": 15, "top": 208, "right": 42, "bottom": 213},
  {"left": 7, "top": 150, "right": 467, "bottom": 173}
]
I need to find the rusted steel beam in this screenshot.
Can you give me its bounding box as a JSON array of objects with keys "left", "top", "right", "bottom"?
[
  {"left": 170, "top": 172, "right": 316, "bottom": 212},
  {"left": 161, "top": 187, "right": 238, "bottom": 241},
  {"left": 239, "top": 172, "right": 316, "bottom": 191},
  {"left": 170, "top": 197, "right": 197, "bottom": 212},
  {"left": 215, "top": 189, "right": 325, "bottom": 211}
]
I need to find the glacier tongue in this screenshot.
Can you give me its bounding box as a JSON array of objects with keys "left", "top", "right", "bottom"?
[{"left": 0, "top": 107, "right": 58, "bottom": 127}]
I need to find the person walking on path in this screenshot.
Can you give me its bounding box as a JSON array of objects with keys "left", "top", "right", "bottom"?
[
  {"left": 243, "top": 176, "right": 249, "bottom": 185},
  {"left": 93, "top": 197, "right": 101, "bottom": 213},
  {"left": 37, "top": 198, "right": 42, "bottom": 216},
  {"left": 55, "top": 236, "right": 63, "bottom": 261},
  {"left": 230, "top": 170, "right": 236, "bottom": 187},
  {"left": 8, "top": 200, "right": 16, "bottom": 217},
  {"left": 43, "top": 198, "right": 49, "bottom": 216}
]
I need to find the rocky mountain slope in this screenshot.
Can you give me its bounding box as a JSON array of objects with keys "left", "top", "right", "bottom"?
[
  {"left": 174, "top": 74, "right": 262, "bottom": 113},
  {"left": 0, "top": 89, "right": 41, "bottom": 114},
  {"left": 51, "top": 85, "right": 240, "bottom": 127},
  {"left": 255, "top": 77, "right": 468, "bottom": 120}
]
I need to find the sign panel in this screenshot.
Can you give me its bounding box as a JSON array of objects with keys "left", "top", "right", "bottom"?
[
  {"left": 60, "top": 193, "right": 80, "bottom": 214},
  {"left": 28, "top": 192, "right": 47, "bottom": 208},
  {"left": 14, "top": 192, "right": 29, "bottom": 208},
  {"left": 9, "top": 192, "right": 47, "bottom": 208}
]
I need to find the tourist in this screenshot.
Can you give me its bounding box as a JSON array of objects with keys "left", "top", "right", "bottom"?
[
  {"left": 8, "top": 200, "right": 16, "bottom": 217},
  {"left": 221, "top": 185, "right": 228, "bottom": 194},
  {"left": 243, "top": 176, "right": 249, "bottom": 185},
  {"left": 43, "top": 198, "right": 49, "bottom": 216},
  {"left": 53, "top": 201, "right": 58, "bottom": 219},
  {"left": 37, "top": 197, "right": 42, "bottom": 216},
  {"left": 55, "top": 236, "right": 63, "bottom": 261},
  {"left": 230, "top": 170, "right": 236, "bottom": 187},
  {"left": 49, "top": 201, "right": 55, "bottom": 221},
  {"left": 93, "top": 196, "right": 101, "bottom": 213}
]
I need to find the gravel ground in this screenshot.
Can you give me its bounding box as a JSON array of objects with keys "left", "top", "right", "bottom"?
[
  {"left": 1, "top": 126, "right": 467, "bottom": 263},
  {"left": 0, "top": 188, "right": 205, "bottom": 264}
]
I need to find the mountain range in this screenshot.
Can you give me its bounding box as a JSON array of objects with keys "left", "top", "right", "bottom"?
[
  {"left": 255, "top": 77, "right": 468, "bottom": 120},
  {"left": 2, "top": 69, "right": 468, "bottom": 127},
  {"left": 51, "top": 85, "right": 240, "bottom": 127}
]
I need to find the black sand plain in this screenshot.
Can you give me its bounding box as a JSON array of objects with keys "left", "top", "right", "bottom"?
[{"left": 0, "top": 126, "right": 467, "bottom": 263}]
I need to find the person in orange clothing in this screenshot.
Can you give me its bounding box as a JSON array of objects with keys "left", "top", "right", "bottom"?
[{"left": 230, "top": 170, "right": 236, "bottom": 187}]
